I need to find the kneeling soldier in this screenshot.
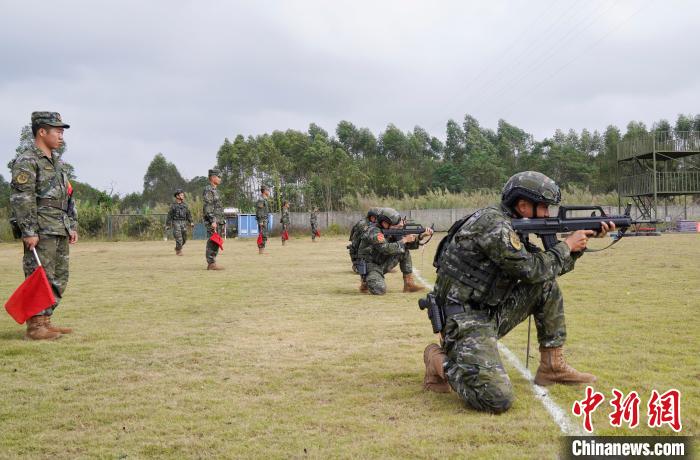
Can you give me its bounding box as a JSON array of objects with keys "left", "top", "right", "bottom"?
[
  {"left": 348, "top": 207, "right": 381, "bottom": 272},
  {"left": 356, "top": 208, "right": 432, "bottom": 295},
  {"left": 422, "top": 171, "right": 613, "bottom": 413}
]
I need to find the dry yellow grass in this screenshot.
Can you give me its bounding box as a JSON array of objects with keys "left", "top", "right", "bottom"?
[{"left": 0, "top": 232, "right": 697, "bottom": 459}]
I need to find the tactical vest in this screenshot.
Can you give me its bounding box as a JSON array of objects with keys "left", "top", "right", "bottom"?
[
  {"left": 350, "top": 219, "right": 369, "bottom": 250},
  {"left": 356, "top": 224, "right": 384, "bottom": 265},
  {"left": 172, "top": 203, "right": 189, "bottom": 220},
  {"left": 434, "top": 209, "right": 516, "bottom": 307}
]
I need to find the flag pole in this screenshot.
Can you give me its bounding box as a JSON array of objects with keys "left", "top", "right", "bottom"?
[{"left": 31, "top": 247, "right": 42, "bottom": 267}]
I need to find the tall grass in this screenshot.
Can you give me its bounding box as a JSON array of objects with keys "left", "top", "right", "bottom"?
[
  {"left": 0, "top": 209, "right": 13, "bottom": 242},
  {"left": 340, "top": 186, "right": 619, "bottom": 211}
]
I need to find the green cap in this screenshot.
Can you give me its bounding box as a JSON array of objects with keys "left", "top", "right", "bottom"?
[
  {"left": 31, "top": 111, "right": 70, "bottom": 128},
  {"left": 208, "top": 168, "right": 221, "bottom": 177}
]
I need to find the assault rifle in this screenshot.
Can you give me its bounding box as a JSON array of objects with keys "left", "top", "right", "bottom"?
[
  {"left": 381, "top": 219, "right": 435, "bottom": 246},
  {"left": 511, "top": 203, "right": 653, "bottom": 251}
]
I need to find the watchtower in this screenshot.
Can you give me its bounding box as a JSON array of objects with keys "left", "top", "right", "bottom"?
[{"left": 617, "top": 131, "right": 700, "bottom": 220}]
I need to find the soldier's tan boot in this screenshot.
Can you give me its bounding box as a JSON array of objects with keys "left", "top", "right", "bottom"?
[
  {"left": 423, "top": 343, "right": 451, "bottom": 393},
  {"left": 207, "top": 263, "right": 224, "bottom": 270},
  {"left": 176, "top": 249, "right": 183, "bottom": 256},
  {"left": 25, "top": 316, "right": 62, "bottom": 341},
  {"left": 44, "top": 316, "right": 73, "bottom": 334},
  {"left": 534, "top": 346, "right": 596, "bottom": 386},
  {"left": 359, "top": 280, "right": 368, "bottom": 293},
  {"left": 403, "top": 274, "right": 425, "bottom": 293}
]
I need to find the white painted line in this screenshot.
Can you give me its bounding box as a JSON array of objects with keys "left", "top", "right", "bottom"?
[
  {"left": 412, "top": 268, "right": 585, "bottom": 435},
  {"left": 498, "top": 344, "right": 585, "bottom": 435}
]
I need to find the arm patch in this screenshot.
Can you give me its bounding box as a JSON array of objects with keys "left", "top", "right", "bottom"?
[{"left": 14, "top": 171, "right": 29, "bottom": 184}]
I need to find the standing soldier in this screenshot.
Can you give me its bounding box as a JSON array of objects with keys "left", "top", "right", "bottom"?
[
  {"left": 203, "top": 168, "right": 225, "bottom": 270},
  {"left": 166, "top": 188, "right": 193, "bottom": 256},
  {"left": 356, "top": 208, "right": 432, "bottom": 295},
  {"left": 421, "top": 171, "right": 613, "bottom": 413},
  {"left": 280, "top": 200, "right": 291, "bottom": 246},
  {"left": 310, "top": 206, "right": 319, "bottom": 242},
  {"left": 255, "top": 184, "right": 271, "bottom": 254},
  {"left": 348, "top": 207, "right": 382, "bottom": 272},
  {"left": 10, "top": 111, "right": 77, "bottom": 340}
]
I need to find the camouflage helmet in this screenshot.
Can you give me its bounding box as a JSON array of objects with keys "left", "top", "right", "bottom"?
[
  {"left": 377, "top": 207, "right": 401, "bottom": 226},
  {"left": 501, "top": 171, "right": 561, "bottom": 208},
  {"left": 367, "top": 207, "right": 382, "bottom": 218},
  {"left": 173, "top": 188, "right": 184, "bottom": 197}
]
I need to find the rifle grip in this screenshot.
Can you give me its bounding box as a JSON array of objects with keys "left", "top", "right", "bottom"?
[{"left": 542, "top": 234, "right": 559, "bottom": 251}]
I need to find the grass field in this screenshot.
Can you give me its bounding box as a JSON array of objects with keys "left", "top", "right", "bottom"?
[{"left": 0, "top": 233, "right": 698, "bottom": 459}]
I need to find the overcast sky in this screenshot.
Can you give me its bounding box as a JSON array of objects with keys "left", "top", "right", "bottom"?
[{"left": 1, "top": 0, "right": 698, "bottom": 193}]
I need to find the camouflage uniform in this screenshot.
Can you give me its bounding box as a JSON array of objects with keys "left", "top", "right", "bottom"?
[
  {"left": 310, "top": 210, "right": 319, "bottom": 240},
  {"left": 280, "top": 206, "right": 290, "bottom": 242},
  {"left": 356, "top": 223, "right": 417, "bottom": 295},
  {"left": 433, "top": 201, "right": 582, "bottom": 413},
  {"left": 166, "top": 201, "right": 193, "bottom": 251},
  {"left": 255, "top": 195, "right": 271, "bottom": 248},
  {"left": 203, "top": 183, "right": 224, "bottom": 264},
  {"left": 348, "top": 207, "right": 381, "bottom": 267},
  {"left": 10, "top": 113, "right": 75, "bottom": 318}
]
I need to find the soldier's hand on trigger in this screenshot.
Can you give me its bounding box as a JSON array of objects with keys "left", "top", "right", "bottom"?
[
  {"left": 23, "top": 236, "right": 39, "bottom": 250},
  {"left": 594, "top": 221, "right": 615, "bottom": 238},
  {"left": 402, "top": 234, "right": 418, "bottom": 244},
  {"left": 564, "top": 230, "right": 596, "bottom": 252}
]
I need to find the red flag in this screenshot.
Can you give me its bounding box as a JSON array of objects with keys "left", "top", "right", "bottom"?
[
  {"left": 282, "top": 230, "right": 289, "bottom": 241},
  {"left": 256, "top": 233, "right": 263, "bottom": 246},
  {"left": 4, "top": 267, "right": 56, "bottom": 324},
  {"left": 315, "top": 229, "right": 321, "bottom": 238},
  {"left": 210, "top": 232, "right": 224, "bottom": 250}
]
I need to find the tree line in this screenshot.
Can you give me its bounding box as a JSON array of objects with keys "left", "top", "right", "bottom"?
[
  {"left": 212, "top": 112, "right": 700, "bottom": 212},
  {"left": 2, "top": 112, "right": 699, "bottom": 227}
]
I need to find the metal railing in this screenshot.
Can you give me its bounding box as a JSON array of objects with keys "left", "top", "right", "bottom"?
[
  {"left": 618, "top": 131, "right": 700, "bottom": 161},
  {"left": 619, "top": 171, "right": 700, "bottom": 196}
]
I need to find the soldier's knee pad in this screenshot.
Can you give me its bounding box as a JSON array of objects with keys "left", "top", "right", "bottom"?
[
  {"left": 483, "top": 392, "right": 514, "bottom": 414},
  {"left": 450, "top": 363, "right": 514, "bottom": 414},
  {"left": 465, "top": 386, "right": 514, "bottom": 414}
]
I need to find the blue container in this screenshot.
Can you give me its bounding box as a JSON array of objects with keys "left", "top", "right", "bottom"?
[
  {"left": 193, "top": 223, "right": 207, "bottom": 240},
  {"left": 194, "top": 220, "right": 240, "bottom": 240},
  {"left": 237, "top": 214, "right": 274, "bottom": 238}
]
